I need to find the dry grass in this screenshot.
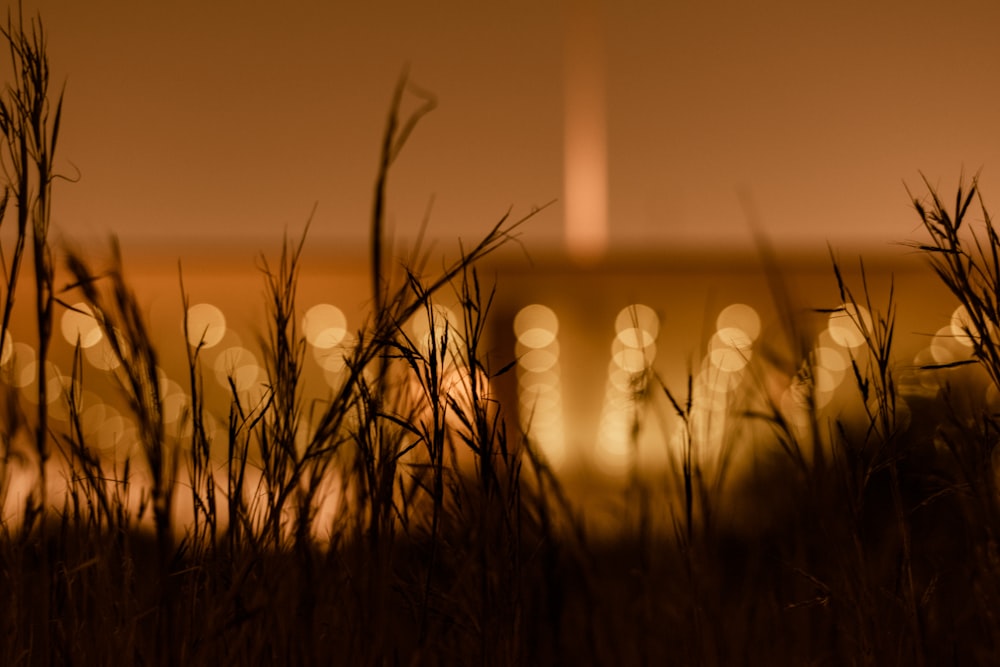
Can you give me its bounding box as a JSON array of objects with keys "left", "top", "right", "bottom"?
[{"left": 2, "top": 11, "right": 1000, "bottom": 667}]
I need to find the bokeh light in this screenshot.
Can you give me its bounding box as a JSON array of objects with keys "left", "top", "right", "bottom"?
[
  {"left": 610, "top": 337, "right": 656, "bottom": 373},
  {"left": 708, "top": 328, "right": 753, "bottom": 372},
  {"left": 313, "top": 334, "right": 356, "bottom": 389},
  {"left": 715, "top": 303, "right": 761, "bottom": 341},
  {"left": 0, "top": 330, "right": 12, "bottom": 367},
  {"left": 514, "top": 304, "right": 559, "bottom": 348},
  {"left": 186, "top": 303, "right": 227, "bottom": 348},
  {"left": 8, "top": 342, "right": 35, "bottom": 388},
  {"left": 812, "top": 345, "right": 850, "bottom": 398},
  {"left": 162, "top": 391, "right": 190, "bottom": 425},
  {"left": 303, "top": 304, "right": 347, "bottom": 349},
  {"left": 84, "top": 334, "right": 121, "bottom": 371},
  {"left": 213, "top": 346, "right": 262, "bottom": 392},
  {"left": 61, "top": 302, "right": 103, "bottom": 349},
  {"left": 514, "top": 304, "right": 565, "bottom": 467},
  {"left": 614, "top": 304, "right": 659, "bottom": 348},
  {"left": 827, "top": 303, "right": 872, "bottom": 349},
  {"left": 949, "top": 304, "right": 977, "bottom": 348},
  {"left": 597, "top": 303, "right": 660, "bottom": 474},
  {"left": 410, "top": 304, "right": 458, "bottom": 355},
  {"left": 517, "top": 365, "right": 560, "bottom": 390},
  {"left": 517, "top": 342, "right": 560, "bottom": 373},
  {"left": 20, "top": 360, "right": 65, "bottom": 405},
  {"left": 930, "top": 325, "right": 967, "bottom": 365}
]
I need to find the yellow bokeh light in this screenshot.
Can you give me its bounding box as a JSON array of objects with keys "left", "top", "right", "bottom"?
[
  {"left": 514, "top": 304, "right": 559, "bottom": 348},
  {"left": 303, "top": 304, "right": 347, "bottom": 349},
  {"left": 20, "top": 360, "right": 64, "bottom": 405},
  {"left": 84, "top": 334, "right": 121, "bottom": 371},
  {"left": 708, "top": 327, "right": 753, "bottom": 372},
  {"left": 61, "top": 302, "right": 103, "bottom": 349},
  {"left": 827, "top": 303, "right": 872, "bottom": 349},
  {"left": 696, "top": 362, "right": 744, "bottom": 395},
  {"left": 7, "top": 342, "right": 35, "bottom": 388},
  {"left": 611, "top": 337, "right": 655, "bottom": 373},
  {"left": 213, "top": 346, "right": 261, "bottom": 392},
  {"left": 517, "top": 365, "right": 560, "bottom": 389},
  {"left": 518, "top": 381, "right": 561, "bottom": 407},
  {"left": 186, "top": 303, "right": 227, "bottom": 348},
  {"left": 518, "top": 346, "right": 560, "bottom": 374},
  {"left": 949, "top": 304, "right": 977, "bottom": 348},
  {"left": 813, "top": 366, "right": 840, "bottom": 394},
  {"left": 607, "top": 364, "right": 637, "bottom": 392},
  {"left": 162, "top": 392, "right": 191, "bottom": 425},
  {"left": 614, "top": 304, "right": 659, "bottom": 345},
  {"left": 813, "top": 345, "right": 849, "bottom": 374},
  {"left": 313, "top": 334, "right": 354, "bottom": 375},
  {"left": 716, "top": 303, "right": 761, "bottom": 342},
  {"left": 929, "top": 325, "right": 965, "bottom": 364},
  {"left": 410, "top": 304, "right": 457, "bottom": 353}
]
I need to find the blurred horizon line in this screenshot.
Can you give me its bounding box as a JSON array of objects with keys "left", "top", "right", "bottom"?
[{"left": 62, "top": 235, "right": 932, "bottom": 275}]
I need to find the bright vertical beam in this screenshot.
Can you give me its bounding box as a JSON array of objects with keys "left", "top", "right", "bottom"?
[{"left": 564, "top": 0, "right": 608, "bottom": 263}]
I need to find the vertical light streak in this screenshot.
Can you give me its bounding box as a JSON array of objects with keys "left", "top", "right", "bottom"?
[{"left": 564, "top": 0, "right": 608, "bottom": 263}]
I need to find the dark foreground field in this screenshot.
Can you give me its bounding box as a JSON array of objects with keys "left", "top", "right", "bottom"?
[{"left": 1, "top": 415, "right": 996, "bottom": 667}]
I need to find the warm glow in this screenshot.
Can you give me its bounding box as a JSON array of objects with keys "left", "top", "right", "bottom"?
[
  {"left": 8, "top": 342, "right": 35, "bottom": 388},
  {"left": 518, "top": 365, "right": 560, "bottom": 390},
  {"left": 827, "top": 303, "right": 872, "bottom": 349},
  {"left": 813, "top": 345, "right": 849, "bottom": 390},
  {"left": 514, "top": 304, "right": 559, "bottom": 348},
  {"left": 97, "top": 413, "right": 138, "bottom": 461},
  {"left": 84, "top": 335, "right": 121, "bottom": 371},
  {"left": 596, "top": 303, "right": 660, "bottom": 474},
  {"left": 949, "top": 304, "right": 977, "bottom": 348},
  {"left": 564, "top": 0, "right": 607, "bottom": 262},
  {"left": 409, "top": 304, "right": 458, "bottom": 355},
  {"left": 186, "top": 303, "right": 227, "bottom": 348},
  {"left": 930, "top": 325, "right": 964, "bottom": 365},
  {"left": 610, "top": 337, "right": 656, "bottom": 373},
  {"left": 213, "top": 346, "right": 262, "bottom": 392},
  {"left": 708, "top": 328, "right": 753, "bottom": 372},
  {"left": 60, "top": 302, "right": 103, "bottom": 349},
  {"left": 20, "top": 360, "right": 65, "bottom": 405},
  {"left": 0, "top": 330, "right": 12, "bottom": 367},
  {"left": 696, "top": 364, "right": 743, "bottom": 397},
  {"left": 614, "top": 304, "right": 659, "bottom": 348},
  {"left": 716, "top": 303, "right": 761, "bottom": 341},
  {"left": 303, "top": 303, "right": 347, "bottom": 349},
  {"left": 514, "top": 303, "right": 565, "bottom": 467},
  {"left": 517, "top": 344, "right": 560, "bottom": 373},
  {"left": 162, "top": 392, "right": 190, "bottom": 425}
]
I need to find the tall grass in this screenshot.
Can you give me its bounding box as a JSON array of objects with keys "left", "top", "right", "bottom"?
[{"left": 4, "top": 13, "right": 1000, "bottom": 667}]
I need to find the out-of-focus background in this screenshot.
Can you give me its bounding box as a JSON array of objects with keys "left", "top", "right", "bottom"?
[
  {"left": 7, "top": 0, "right": 1000, "bottom": 473},
  {"left": 28, "top": 0, "right": 1000, "bottom": 254}
]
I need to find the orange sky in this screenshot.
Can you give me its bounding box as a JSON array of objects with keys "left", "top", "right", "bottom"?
[{"left": 23, "top": 0, "right": 1000, "bottom": 260}]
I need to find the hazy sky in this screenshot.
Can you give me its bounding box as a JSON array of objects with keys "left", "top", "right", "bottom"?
[{"left": 23, "top": 0, "right": 1000, "bottom": 258}]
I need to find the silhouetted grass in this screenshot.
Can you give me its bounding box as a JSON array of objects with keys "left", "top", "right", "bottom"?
[{"left": 4, "top": 11, "right": 1000, "bottom": 667}]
